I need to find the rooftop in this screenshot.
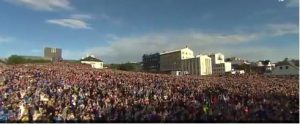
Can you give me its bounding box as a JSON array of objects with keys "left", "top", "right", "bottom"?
[
  {"left": 80, "top": 56, "right": 103, "bottom": 62},
  {"left": 195, "top": 54, "right": 210, "bottom": 57},
  {"left": 160, "top": 46, "right": 192, "bottom": 55},
  {"left": 276, "top": 60, "right": 299, "bottom": 67},
  {"left": 209, "top": 53, "right": 224, "bottom": 56}
]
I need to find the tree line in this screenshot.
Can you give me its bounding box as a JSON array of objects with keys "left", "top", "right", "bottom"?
[{"left": 6, "top": 55, "right": 51, "bottom": 64}]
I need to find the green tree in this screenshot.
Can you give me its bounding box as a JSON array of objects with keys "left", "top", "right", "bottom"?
[
  {"left": 7, "top": 55, "right": 51, "bottom": 64},
  {"left": 7, "top": 55, "right": 26, "bottom": 64},
  {"left": 118, "top": 63, "right": 135, "bottom": 71},
  {"left": 106, "top": 62, "right": 142, "bottom": 71}
]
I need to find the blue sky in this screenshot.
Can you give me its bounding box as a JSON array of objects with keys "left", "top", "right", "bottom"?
[{"left": 0, "top": 0, "right": 298, "bottom": 63}]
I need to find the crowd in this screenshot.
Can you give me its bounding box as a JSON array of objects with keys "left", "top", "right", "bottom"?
[{"left": 0, "top": 63, "right": 298, "bottom": 122}]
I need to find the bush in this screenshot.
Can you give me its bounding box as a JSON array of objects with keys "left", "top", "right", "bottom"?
[
  {"left": 7, "top": 55, "right": 51, "bottom": 64},
  {"left": 119, "top": 63, "right": 135, "bottom": 71},
  {"left": 107, "top": 62, "right": 142, "bottom": 71},
  {"left": 7, "top": 55, "right": 26, "bottom": 64}
]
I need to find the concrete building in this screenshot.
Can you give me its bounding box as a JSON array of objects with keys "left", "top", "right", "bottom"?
[
  {"left": 142, "top": 53, "right": 160, "bottom": 72},
  {"left": 160, "top": 47, "right": 194, "bottom": 72},
  {"left": 80, "top": 55, "right": 104, "bottom": 69},
  {"left": 44, "top": 47, "right": 62, "bottom": 61},
  {"left": 182, "top": 54, "right": 212, "bottom": 76},
  {"left": 269, "top": 60, "right": 299, "bottom": 76},
  {"left": 209, "top": 53, "right": 232, "bottom": 75}
]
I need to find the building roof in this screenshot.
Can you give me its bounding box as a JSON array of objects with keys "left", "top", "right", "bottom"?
[
  {"left": 143, "top": 53, "right": 160, "bottom": 57},
  {"left": 276, "top": 60, "right": 299, "bottom": 67},
  {"left": 256, "top": 60, "right": 272, "bottom": 66},
  {"left": 45, "top": 47, "right": 61, "bottom": 50},
  {"left": 160, "top": 47, "right": 192, "bottom": 55},
  {"left": 261, "top": 60, "right": 271, "bottom": 65},
  {"left": 275, "top": 61, "right": 299, "bottom": 71},
  {"left": 209, "top": 52, "right": 224, "bottom": 56},
  {"left": 195, "top": 54, "right": 210, "bottom": 58},
  {"left": 80, "top": 56, "right": 103, "bottom": 62}
]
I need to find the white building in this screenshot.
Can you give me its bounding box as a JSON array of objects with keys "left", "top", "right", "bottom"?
[
  {"left": 80, "top": 55, "right": 104, "bottom": 69},
  {"left": 231, "top": 70, "right": 245, "bottom": 75},
  {"left": 171, "top": 71, "right": 188, "bottom": 76},
  {"left": 160, "top": 46, "right": 194, "bottom": 72},
  {"left": 255, "top": 60, "right": 276, "bottom": 74},
  {"left": 269, "top": 61, "right": 299, "bottom": 76},
  {"left": 182, "top": 54, "right": 212, "bottom": 76},
  {"left": 227, "top": 57, "right": 250, "bottom": 65},
  {"left": 209, "top": 53, "right": 232, "bottom": 75}
]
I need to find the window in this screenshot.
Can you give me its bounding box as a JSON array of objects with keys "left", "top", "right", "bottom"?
[
  {"left": 286, "top": 66, "right": 289, "bottom": 69},
  {"left": 279, "top": 66, "right": 282, "bottom": 70},
  {"left": 51, "top": 48, "right": 56, "bottom": 53}
]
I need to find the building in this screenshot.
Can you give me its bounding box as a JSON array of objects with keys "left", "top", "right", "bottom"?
[
  {"left": 226, "top": 57, "right": 250, "bottom": 65},
  {"left": 225, "top": 57, "right": 250, "bottom": 73},
  {"left": 269, "top": 60, "right": 299, "bottom": 76},
  {"left": 209, "top": 53, "right": 232, "bottom": 75},
  {"left": 80, "top": 55, "right": 104, "bottom": 69},
  {"left": 255, "top": 60, "right": 276, "bottom": 74},
  {"left": 160, "top": 46, "right": 194, "bottom": 72},
  {"left": 142, "top": 53, "right": 160, "bottom": 72},
  {"left": 44, "top": 47, "right": 62, "bottom": 61},
  {"left": 182, "top": 54, "right": 212, "bottom": 76},
  {"left": 231, "top": 70, "right": 245, "bottom": 75},
  {"left": 0, "top": 58, "right": 6, "bottom": 64}
]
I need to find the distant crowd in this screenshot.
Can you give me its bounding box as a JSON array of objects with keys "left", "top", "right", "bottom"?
[{"left": 0, "top": 63, "right": 298, "bottom": 122}]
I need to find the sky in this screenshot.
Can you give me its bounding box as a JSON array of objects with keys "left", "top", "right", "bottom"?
[{"left": 0, "top": 0, "right": 298, "bottom": 63}]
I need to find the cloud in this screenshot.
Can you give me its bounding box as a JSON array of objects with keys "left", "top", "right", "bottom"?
[
  {"left": 70, "top": 14, "right": 93, "bottom": 20},
  {"left": 84, "top": 32, "right": 257, "bottom": 63},
  {"left": 63, "top": 49, "right": 86, "bottom": 60},
  {"left": 105, "top": 34, "right": 120, "bottom": 40},
  {"left": 286, "top": 0, "right": 299, "bottom": 8},
  {"left": 46, "top": 19, "right": 92, "bottom": 29},
  {"left": 0, "top": 36, "right": 13, "bottom": 43},
  {"left": 266, "top": 23, "right": 299, "bottom": 36},
  {"left": 97, "top": 13, "right": 122, "bottom": 25},
  {"left": 5, "top": 0, "right": 73, "bottom": 11},
  {"left": 215, "top": 46, "right": 298, "bottom": 62},
  {"left": 81, "top": 23, "right": 298, "bottom": 63},
  {"left": 29, "top": 49, "right": 41, "bottom": 53}
]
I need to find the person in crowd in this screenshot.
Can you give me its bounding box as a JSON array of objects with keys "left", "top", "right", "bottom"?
[{"left": 0, "top": 62, "right": 298, "bottom": 122}]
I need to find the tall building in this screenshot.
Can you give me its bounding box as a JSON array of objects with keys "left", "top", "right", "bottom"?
[
  {"left": 160, "top": 47, "right": 194, "bottom": 72},
  {"left": 142, "top": 53, "right": 160, "bottom": 72},
  {"left": 182, "top": 54, "right": 212, "bottom": 76},
  {"left": 209, "top": 53, "right": 232, "bottom": 75},
  {"left": 44, "top": 47, "right": 62, "bottom": 61}
]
